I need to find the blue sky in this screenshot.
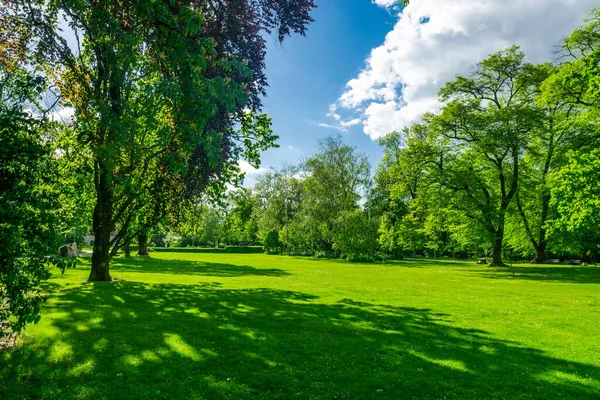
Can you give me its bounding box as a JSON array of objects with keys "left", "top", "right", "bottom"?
[{"left": 254, "top": 0, "right": 398, "bottom": 174}]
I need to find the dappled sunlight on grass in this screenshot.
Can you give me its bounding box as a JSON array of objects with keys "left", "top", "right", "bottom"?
[{"left": 1, "top": 254, "right": 599, "bottom": 399}]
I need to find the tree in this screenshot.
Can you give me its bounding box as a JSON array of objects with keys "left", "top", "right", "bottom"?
[
  {"left": 221, "top": 189, "right": 259, "bottom": 245},
  {"left": 0, "top": 67, "right": 64, "bottom": 344},
  {"left": 333, "top": 209, "right": 379, "bottom": 261},
  {"left": 302, "top": 135, "right": 371, "bottom": 255},
  {"left": 254, "top": 166, "right": 303, "bottom": 254},
  {"left": 508, "top": 63, "right": 589, "bottom": 263},
  {"left": 8, "top": 0, "right": 316, "bottom": 281},
  {"left": 543, "top": 10, "right": 600, "bottom": 259},
  {"left": 548, "top": 149, "right": 600, "bottom": 259},
  {"left": 431, "top": 46, "right": 543, "bottom": 266}
]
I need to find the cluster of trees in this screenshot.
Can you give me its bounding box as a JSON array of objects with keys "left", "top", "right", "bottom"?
[
  {"left": 375, "top": 11, "right": 600, "bottom": 267},
  {"left": 166, "top": 135, "right": 377, "bottom": 260},
  {"left": 1, "top": 0, "right": 316, "bottom": 343},
  {"left": 167, "top": 10, "right": 600, "bottom": 267}
]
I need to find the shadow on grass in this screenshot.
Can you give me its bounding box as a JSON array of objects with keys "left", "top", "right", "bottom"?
[
  {"left": 2, "top": 282, "right": 599, "bottom": 399},
  {"left": 462, "top": 265, "right": 600, "bottom": 284},
  {"left": 110, "top": 257, "right": 290, "bottom": 278}
]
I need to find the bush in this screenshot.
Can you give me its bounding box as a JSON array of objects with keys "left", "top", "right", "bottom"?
[
  {"left": 263, "top": 230, "right": 283, "bottom": 254},
  {"left": 179, "top": 236, "right": 194, "bottom": 248},
  {"left": 152, "top": 246, "right": 264, "bottom": 254},
  {"left": 334, "top": 210, "right": 379, "bottom": 262},
  {"left": 224, "top": 246, "right": 264, "bottom": 254}
]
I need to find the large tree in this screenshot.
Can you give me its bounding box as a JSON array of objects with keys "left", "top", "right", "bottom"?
[
  {"left": 430, "top": 46, "right": 543, "bottom": 266},
  {"left": 542, "top": 9, "right": 600, "bottom": 257},
  {"left": 509, "top": 63, "right": 587, "bottom": 263},
  {"left": 302, "top": 135, "right": 371, "bottom": 255},
  {"left": 0, "top": 66, "right": 64, "bottom": 344},
  {"left": 8, "top": 0, "right": 316, "bottom": 281}
]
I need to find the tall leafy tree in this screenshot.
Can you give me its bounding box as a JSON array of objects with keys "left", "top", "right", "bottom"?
[
  {"left": 302, "top": 135, "right": 371, "bottom": 255},
  {"left": 0, "top": 67, "right": 64, "bottom": 343},
  {"left": 431, "top": 46, "right": 543, "bottom": 266},
  {"left": 543, "top": 9, "right": 600, "bottom": 257},
  {"left": 509, "top": 63, "right": 588, "bottom": 263},
  {"left": 253, "top": 166, "right": 303, "bottom": 254},
  {"left": 8, "top": 0, "right": 316, "bottom": 280}
]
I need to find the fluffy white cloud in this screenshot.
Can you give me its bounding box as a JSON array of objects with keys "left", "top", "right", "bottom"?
[
  {"left": 372, "top": 0, "right": 398, "bottom": 7},
  {"left": 238, "top": 160, "right": 268, "bottom": 175},
  {"left": 334, "top": 0, "right": 597, "bottom": 140}
]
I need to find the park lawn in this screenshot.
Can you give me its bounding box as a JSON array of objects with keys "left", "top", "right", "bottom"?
[{"left": 1, "top": 254, "right": 599, "bottom": 399}]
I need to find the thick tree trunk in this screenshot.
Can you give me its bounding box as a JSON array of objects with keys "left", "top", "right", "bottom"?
[
  {"left": 490, "top": 236, "right": 504, "bottom": 267},
  {"left": 137, "top": 232, "right": 149, "bottom": 256},
  {"left": 530, "top": 242, "right": 547, "bottom": 264},
  {"left": 88, "top": 193, "right": 112, "bottom": 282},
  {"left": 489, "top": 223, "right": 507, "bottom": 267},
  {"left": 89, "top": 163, "right": 113, "bottom": 282},
  {"left": 124, "top": 238, "right": 131, "bottom": 258}
]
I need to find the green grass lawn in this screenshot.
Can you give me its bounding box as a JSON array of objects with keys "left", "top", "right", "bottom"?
[{"left": 2, "top": 254, "right": 599, "bottom": 399}]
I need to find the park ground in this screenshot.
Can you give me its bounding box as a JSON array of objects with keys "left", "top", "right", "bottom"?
[{"left": 1, "top": 253, "right": 599, "bottom": 399}]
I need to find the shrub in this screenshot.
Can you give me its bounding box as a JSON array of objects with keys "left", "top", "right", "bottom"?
[{"left": 263, "top": 230, "right": 283, "bottom": 254}]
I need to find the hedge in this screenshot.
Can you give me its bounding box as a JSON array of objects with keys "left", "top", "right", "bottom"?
[{"left": 151, "top": 246, "right": 264, "bottom": 254}]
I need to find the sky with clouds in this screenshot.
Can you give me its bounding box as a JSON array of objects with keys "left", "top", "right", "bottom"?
[{"left": 246, "top": 0, "right": 597, "bottom": 185}]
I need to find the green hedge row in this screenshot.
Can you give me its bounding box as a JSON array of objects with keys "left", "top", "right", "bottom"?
[{"left": 151, "top": 246, "right": 264, "bottom": 254}]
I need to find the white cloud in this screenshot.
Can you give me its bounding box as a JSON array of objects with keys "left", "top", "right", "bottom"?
[
  {"left": 238, "top": 160, "right": 268, "bottom": 175},
  {"left": 314, "top": 111, "right": 362, "bottom": 132},
  {"left": 340, "top": 118, "right": 362, "bottom": 128},
  {"left": 373, "top": 0, "right": 400, "bottom": 7},
  {"left": 333, "top": 0, "right": 597, "bottom": 140},
  {"left": 318, "top": 122, "right": 341, "bottom": 130}
]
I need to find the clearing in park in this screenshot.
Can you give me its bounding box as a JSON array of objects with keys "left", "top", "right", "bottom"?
[{"left": 1, "top": 252, "right": 599, "bottom": 399}]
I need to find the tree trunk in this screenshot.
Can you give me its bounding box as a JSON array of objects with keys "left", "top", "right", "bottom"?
[
  {"left": 489, "top": 219, "right": 507, "bottom": 267},
  {"left": 89, "top": 163, "right": 113, "bottom": 282},
  {"left": 490, "top": 234, "right": 505, "bottom": 267},
  {"left": 137, "top": 232, "right": 149, "bottom": 256},
  {"left": 124, "top": 238, "right": 131, "bottom": 258},
  {"left": 530, "top": 242, "right": 547, "bottom": 264}
]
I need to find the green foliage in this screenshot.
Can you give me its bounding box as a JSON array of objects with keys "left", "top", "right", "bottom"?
[
  {"left": 6, "top": 0, "right": 316, "bottom": 280},
  {"left": 263, "top": 230, "right": 283, "bottom": 255},
  {"left": 302, "top": 135, "right": 371, "bottom": 253},
  {"left": 333, "top": 210, "right": 379, "bottom": 261},
  {"left": 152, "top": 246, "right": 263, "bottom": 254},
  {"left": 0, "top": 67, "right": 64, "bottom": 342},
  {"left": 549, "top": 149, "right": 600, "bottom": 232}
]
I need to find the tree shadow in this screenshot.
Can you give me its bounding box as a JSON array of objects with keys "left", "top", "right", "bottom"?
[
  {"left": 461, "top": 265, "right": 600, "bottom": 284},
  {"left": 1, "top": 281, "right": 599, "bottom": 399},
  {"left": 109, "top": 257, "right": 290, "bottom": 278}
]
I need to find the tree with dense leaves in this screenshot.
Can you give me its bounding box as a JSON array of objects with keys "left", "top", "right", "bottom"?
[
  {"left": 221, "top": 188, "right": 259, "bottom": 245},
  {"left": 7, "top": 0, "right": 316, "bottom": 281},
  {"left": 0, "top": 67, "right": 65, "bottom": 345},
  {"left": 302, "top": 135, "right": 371, "bottom": 256},
  {"left": 429, "top": 46, "right": 544, "bottom": 266},
  {"left": 253, "top": 166, "right": 303, "bottom": 253},
  {"left": 542, "top": 9, "right": 600, "bottom": 258},
  {"left": 507, "top": 62, "right": 589, "bottom": 263}
]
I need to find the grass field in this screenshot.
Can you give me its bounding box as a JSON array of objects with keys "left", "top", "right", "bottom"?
[{"left": 1, "top": 253, "right": 599, "bottom": 399}]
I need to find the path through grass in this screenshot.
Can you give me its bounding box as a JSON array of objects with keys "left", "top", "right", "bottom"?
[{"left": 1, "top": 254, "right": 599, "bottom": 399}]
